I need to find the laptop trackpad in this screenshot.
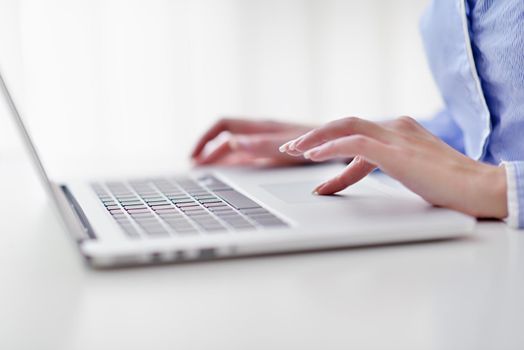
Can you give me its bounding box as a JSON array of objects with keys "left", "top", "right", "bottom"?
[{"left": 260, "top": 180, "right": 388, "bottom": 204}]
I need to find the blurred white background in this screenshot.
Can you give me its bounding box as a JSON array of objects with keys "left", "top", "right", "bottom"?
[{"left": 0, "top": 0, "right": 441, "bottom": 177}]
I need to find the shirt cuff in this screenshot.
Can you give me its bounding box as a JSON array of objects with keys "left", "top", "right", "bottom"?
[{"left": 502, "top": 162, "right": 521, "bottom": 229}]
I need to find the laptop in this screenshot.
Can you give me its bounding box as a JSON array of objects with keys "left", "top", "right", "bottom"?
[{"left": 0, "top": 69, "right": 476, "bottom": 268}]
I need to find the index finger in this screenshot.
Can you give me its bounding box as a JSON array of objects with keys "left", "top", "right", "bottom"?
[
  {"left": 280, "top": 117, "right": 393, "bottom": 155},
  {"left": 191, "top": 118, "right": 249, "bottom": 158},
  {"left": 191, "top": 118, "right": 288, "bottom": 158}
]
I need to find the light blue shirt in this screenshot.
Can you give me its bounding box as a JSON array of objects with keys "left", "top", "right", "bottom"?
[{"left": 419, "top": 0, "right": 524, "bottom": 228}]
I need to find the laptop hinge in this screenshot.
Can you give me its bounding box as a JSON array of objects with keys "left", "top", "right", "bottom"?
[{"left": 60, "top": 185, "right": 97, "bottom": 241}]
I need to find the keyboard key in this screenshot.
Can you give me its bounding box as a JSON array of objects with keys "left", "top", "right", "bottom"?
[
  {"left": 129, "top": 212, "right": 155, "bottom": 218},
  {"left": 213, "top": 210, "right": 240, "bottom": 217},
  {"left": 198, "top": 199, "right": 222, "bottom": 204},
  {"left": 157, "top": 212, "right": 183, "bottom": 218},
  {"left": 123, "top": 204, "right": 148, "bottom": 210},
  {"left": 240, "top": 208, "right": 271, "bottom": 215},
  {"left": 200, "top": 224, "right": 226, "bottom": 232},
  {"left": 198, "top": 176, "right": 232, "bottom": 191},
  {"left": 146, "top": 202, "right": 170, "bottom": 207},
  {"left": 173, "top": 199, "right": 196, "bottom": 205},
  {"left": 126, "top": 208, "right": 150, "bottom": 214},
  {"left": 215, "top": 190, "right": 261, "bottom": 210},
  {"left": 203, "top": 203, "right": 229, "bottom": 209},
  {"left": 193, "top": 194, "right": 217, "bottom": 199},
  {"left": 165, "top": 222, "right": 198, "bottom": 234},
  {"left": 146, "top": 197, "right": 168, "bottom": 203},
  {"left": 151, "top": 206, "right": 176, "bottom": 212},
  {"left": 115, "top": 194, "right": 138, "bottom": 199},
  {"left": 175, "top": 202, "right": 200, "bottom": 208}
]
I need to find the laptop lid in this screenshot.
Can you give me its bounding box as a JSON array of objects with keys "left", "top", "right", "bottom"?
[{"left": 0, "top": 67, "right": 60, "bottom": 203}]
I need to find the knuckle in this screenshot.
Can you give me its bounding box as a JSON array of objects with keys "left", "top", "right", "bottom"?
[
  {"left": 320, "top": 140, "right": 338, "bottom": 156},
  {"left": 216, "top": 117, "right": 230, "bottom": 127},
  {"left": 394, "top": 116, "right": 417, "bottom": 129},
  {"left": 218, "top": 116, "right": 240, "bottom": 126},
  {"left": 352, "top": 135, "right": 370, "bottom": 148},
  {"left": 342, "top": 116, "right": 361, "bottom": 127}
]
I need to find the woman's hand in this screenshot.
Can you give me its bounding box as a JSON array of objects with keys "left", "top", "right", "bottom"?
[
  {"left": 191, "top": 118, "right": 313, "bottom": 167},
  {"left": 279, "top": 116, "right": 508, "bottom": 219}
]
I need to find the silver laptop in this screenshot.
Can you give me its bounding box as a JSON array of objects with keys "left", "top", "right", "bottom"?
[{"left": 1, "top": 70, "right": 476, "bottom": 268}]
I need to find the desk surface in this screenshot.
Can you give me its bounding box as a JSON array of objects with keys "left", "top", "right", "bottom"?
[{"left": 2, "top": 154, "right": 524, "bottom": 350}]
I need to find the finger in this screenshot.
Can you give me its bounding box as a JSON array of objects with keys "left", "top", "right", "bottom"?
[
  {"left": 231, "top": 134, "right": 294, "bottom": 157},
  {"left": 194, "top": 139, "right": 233, "bottom": 165},
  {"left": 313, "top": 156, "right": 376, "bottom": 195},
  {"left": 195, "top": 134, "right": 300, "bottom": 165},
  {"left": 233, "top": 134, "right": 314, "bottom": 165},
  {"left": 211, "top": 152, "right": 257, "bottom": 166},
  {"left": 280, "top": 117, "right": 394, "bottom": 155},
  {"left": 213, "top": 154, "right": 300, "bottom": 167},
  {"left": 303, "top": 135, "right": 396, "bottom": 169},
  {"left": 191, "top": 118, "right": 244, "bottom": 159},
  {"left": 191, "top": 119, "right": 288, "bottom": 159}
]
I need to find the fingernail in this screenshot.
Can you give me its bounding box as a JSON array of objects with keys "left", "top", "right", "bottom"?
[
  {"left": 278, "top": 143, "right": 289, "bottom": 153},
  {"left": 313, "top": 183, "right": 326, "bottom": 195},
  {"left": 279, "top": 140, "right": 294, "bottom": 153},
  {"left": 303, "top": 150, "right": 314, "bottom": 159}
]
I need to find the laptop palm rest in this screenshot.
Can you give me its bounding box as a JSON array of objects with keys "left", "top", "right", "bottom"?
[{"left": 261, "top": 180, "right": 390, "bottom": 204}]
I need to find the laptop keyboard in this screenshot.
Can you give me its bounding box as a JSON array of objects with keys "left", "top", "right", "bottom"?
[{"left": 91, "top": 175, "right": 288, "bottom": 238}]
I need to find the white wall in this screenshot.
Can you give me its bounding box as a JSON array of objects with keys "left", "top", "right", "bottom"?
[{"left": 0, "top": 0, "right": 441, "bottom": 176}]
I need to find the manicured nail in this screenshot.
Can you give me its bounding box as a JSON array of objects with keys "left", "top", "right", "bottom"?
[
  {"left": 288, "top": 140, "right": 299, "bottom": 151},
  {"left": 279, "top": 141, "right": 292, "bottom": 153},
  {"left": 303, "top": 150, "right": 314, "bottom": 159},
  {"left": 313, "top": 183, "right": 326, "bottom": 195},
  {"left": 278, "top": 142, "right": 289, "bottom": 153}
]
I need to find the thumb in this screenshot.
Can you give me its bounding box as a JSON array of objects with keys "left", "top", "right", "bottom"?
[{"left": 314, "top": 156, "right": 376, "bottom": 195}]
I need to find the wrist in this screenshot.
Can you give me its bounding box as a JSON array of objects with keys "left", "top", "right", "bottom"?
[{"left": 471, "top": 164, "right": 508, "bottom": 219}]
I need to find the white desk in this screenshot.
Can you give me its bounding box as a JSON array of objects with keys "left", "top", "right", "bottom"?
[{"left": 2, "top": 153, "right": 524, "bottom": 350}]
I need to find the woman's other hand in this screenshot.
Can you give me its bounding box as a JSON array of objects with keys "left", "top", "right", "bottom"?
[
  {"left": 280, "top": 116, "right": 508, "bottom": 219},
  {"left": 191, "top": 118, "right": 313, "bottom": 167}
]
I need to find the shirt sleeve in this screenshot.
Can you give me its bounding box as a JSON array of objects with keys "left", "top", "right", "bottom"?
[
  {"left": 502, "top": 161, "right": 524, "bottom": 229},
  {"left": 418, "top": 109, "right": 465, "bottom": 154}
]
